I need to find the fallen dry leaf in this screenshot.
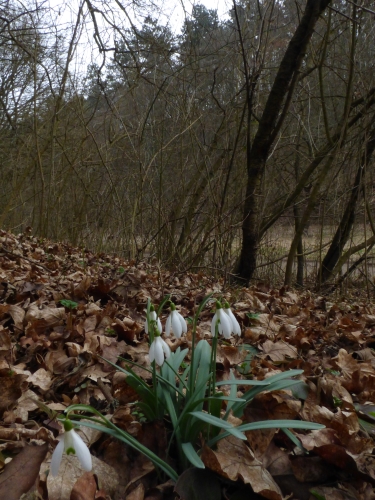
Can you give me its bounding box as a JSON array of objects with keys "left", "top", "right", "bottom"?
[
  {"left": 9, "top": 305, "right": 25, "bottom": 333},
  {"left": 290, "top": 455, "right": 334, "bottom": 483},
  {"left": 174, "top": 468, "right": 221, "bottom": 500},
  {"left": 27, "top": 368, "right": 52, "bottom": 392},
  {"left": 45, "top": 455, "right": 119, "bottom": 500},
  {"left": 295, "top": 428, "right": 340, "bottom": 450},
  {"left": 201, "top": 436, "right": 283, "bottom": 500},
  {"left": 70, "top": 471, "right": 97, "bottom": 500},
  {"left": 126, "top": 483, "right": 145, "bottom": 500},
  {"left": 262, "top": 441, "right": 292, "bottom": 476},
  {"left": 1, "top": 229, "right": 375, "bottom": 498},
  {"left": 0, "top": 372, "right": 27, "bottom": 416},
  {"left": 309, "top": 485, "right": 354, "bottom": 500},
  {"left": 25, "top": 303, "right": 66, "bottom": 331},
  {"left": 0, "top": 328, "right": 11, "bottom": 356},
  {"left": 260, "top": 340, "right": 298, "bottom": 361},
  {"left": 0, "top": 443, "right": 48, "bottom": 500}
]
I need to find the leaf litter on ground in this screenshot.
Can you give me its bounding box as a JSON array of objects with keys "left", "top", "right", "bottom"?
[{"left": 0, "top": 230, "right": 375, "bottom": 499}]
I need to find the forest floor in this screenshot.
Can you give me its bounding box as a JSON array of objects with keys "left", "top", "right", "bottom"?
[{"left": 0, "top": 229, "right": 375, "bottom": 500}]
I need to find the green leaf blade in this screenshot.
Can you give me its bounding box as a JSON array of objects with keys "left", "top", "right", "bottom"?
[{"left": 182, "top": 442, "right": 205, "bottom": 469}]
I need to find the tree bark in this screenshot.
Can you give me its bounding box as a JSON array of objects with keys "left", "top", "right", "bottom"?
[
  {"left": 319, "top": 123, "right": 375, "bottom": 284},
  {"left": 293, "top": 203, "right": 304, "bottom": 287},
  {"left": 236, "top": 0, "right": 331, "bottom": 284},
  {"left": 260, "top": 88, "right": 375, "bottom": 237}
]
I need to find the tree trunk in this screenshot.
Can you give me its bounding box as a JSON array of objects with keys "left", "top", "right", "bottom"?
[
  {"left": 284, "top": 151, "right": 336, "bottom": 285},
  {"left": 260, "top": 88, "right": 375, "bottom": 237},
  {"left": 319, "top": 123, "right": 375, "bottom": 283},
  {"left": 293, "top": 127, "right": 304, "bottom": 287},
  {"left": 293, "top": 203, "right": 304, "bottom": 287},
  {"left": 236, "top": 0, "right": 331, "bottom": 284}
]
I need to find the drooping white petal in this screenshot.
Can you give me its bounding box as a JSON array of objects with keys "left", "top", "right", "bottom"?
[
  {"left": 64, "top": 428, "right": 75, "bottom": 451},
  {"left": 145, "top": 310, "right": 162, "bottom": 335},
  {"left": 149, "top": 337, "right": 170, "bottom": 366},
  {"left": 154, "top": 337, "right": 165, "bottom": 366},
  {"left": 151, "top": 311, "right": 162, "bottom": 333},
  {"left": 225, "top": 308, "right": 241, "bottom": 336},
  {"left": 50, "top": 437, "right": 64, "bottom": 476},
  {"left": 177, "top": 311, "right": 187, "bottom": 335},
  {"left": 71, "top": 430, "right": 92, "bottom": 471},
  {"left": 218, "top": 309, "right": 232, "bottom": 339},
  {"left": 144, "top": 310, "right": 151, "bottom": 334},
  {"left": 166, "top": 310, "right": 187, "bottom": 339},
  {"left": 171, "top": 311, "right": 182, "bottom": 338},
  {"left": 51, "top": 428, "right": 92, "bottom": 476},
  {"left": 160, "top": 337, "right": 171, "bottom": 359},
  {"left": 211, "top": 312, "right": 218, "bottom": 336},
  {"left": 157, "top": 317, "right": 162, "bottom": 333},
  {"left": 165, "top": 315, "right": 172, "bottom": 336},
  {"left": 149, "top": 339, "right": 156, "bottom": 362}
]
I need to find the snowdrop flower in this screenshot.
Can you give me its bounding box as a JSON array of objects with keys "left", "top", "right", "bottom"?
[
  {"left": 211, "top": 301, "right": 233, "bottom": 339},
  {"left": 149, "top": 335, "right": 171, "bottom": 366},
  {"left": 224, "top": 302, "right": 241, "bottom": 336},
  {"left": 51, "top": 419, "right": 92, "bottom": 476},
  {"left": 165, "top": 302, "right": 187, "bottom": 339},
  {"left": 145, "top": 305, "right": 162, "bottom": 335}
]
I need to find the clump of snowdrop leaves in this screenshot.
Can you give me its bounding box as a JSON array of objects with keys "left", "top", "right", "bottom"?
[
  {"left": 51, "top": 419, "right": 92, "bottom": 476},
  {"left": 149, "top": 334, "right": 171, "bottom": 366},
  {"left": 145, "top": 304, "right": 162, "bottom": 335},
  {"left": 224, "top": 302, "right": 241, "bottom": 336},
  {"left": 211, "top": 301, "right": 241, "bottom": 339},
  {"left": 165, "top": 302, "right": 187, "bottom": 339},
  {"left": 61, "top": 293, "right": 325, "bottom": 483}
]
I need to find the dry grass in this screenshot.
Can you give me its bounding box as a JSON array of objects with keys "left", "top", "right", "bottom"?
[{"left": 255, "top": 223, "right": 375, "bottom": 287}]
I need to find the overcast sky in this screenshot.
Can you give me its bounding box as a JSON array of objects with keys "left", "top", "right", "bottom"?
[
  {"left": 46, "top": 0, "right": 232, "bottom": 76},
  {"left": 162, "top": 0, "right": 231, "bottom": 25},
  {"left": 48, "top": 0, "right": 231, "bottom": 34}
]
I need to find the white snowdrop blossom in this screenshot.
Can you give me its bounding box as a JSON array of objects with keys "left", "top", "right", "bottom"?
[
  {"left": 165, "top": 303, "right": 187, "bottom": 339},
  {"left": 224, "top": 302, "right": 241, "bottom": 336},
  {"left": 211, "top": 302, "right": 233, "bottom": 339},
  {"left": 149, "top": 335, "right": 171, "bottom": 366},
  {"left": 51, "top": 420, "right": 92, "bottom": 476},
  {"left": 145, "top": 306, "right": 162, "bottom": 335}
]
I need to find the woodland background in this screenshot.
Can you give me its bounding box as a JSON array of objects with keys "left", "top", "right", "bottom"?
[{"left": 1, "top": 0, "right": 375, "bottom": 290}]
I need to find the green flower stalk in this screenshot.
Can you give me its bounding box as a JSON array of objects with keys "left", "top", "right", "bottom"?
[{"left": 145, "top": 304, "right": 162, "bottom": 336}]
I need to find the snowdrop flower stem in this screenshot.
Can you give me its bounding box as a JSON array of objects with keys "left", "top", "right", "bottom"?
[
  {"left": 145, "top": 304, "right": 162, "bottom": 343},
  {"left": 50, "top": 419, "right": 92, "bottom": 476},
  {"left": 188, "top": 292, "right": 213, "bottom": 398},
  {"left": 210, "top": 313, "right": 219, "bottom": 398}
]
